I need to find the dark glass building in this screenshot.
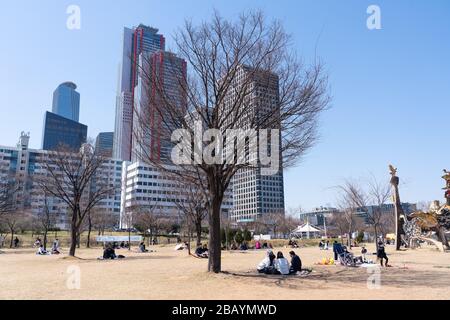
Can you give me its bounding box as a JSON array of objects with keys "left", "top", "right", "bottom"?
[
  {"left": 95, "top": 132, "right": 114, "bottom": 158},
  {"left": 42, "top": 111, "right": 87, "bottom": 151}
]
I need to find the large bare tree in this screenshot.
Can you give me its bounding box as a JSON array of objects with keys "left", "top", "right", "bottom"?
[
  {"left": 132, "top": 11, "right": 330, "bottom": 272},
  {"left": 38, "top": 145, "right": 113, "bottom": 256}
]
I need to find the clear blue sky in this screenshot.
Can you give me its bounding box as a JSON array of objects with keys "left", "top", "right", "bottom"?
[{"left": 1, "top": 0, "right": 449, "bottom": 211}]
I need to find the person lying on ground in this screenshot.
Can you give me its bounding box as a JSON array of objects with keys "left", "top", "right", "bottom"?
[
  {"left": 289, "top": 251, "right": 302, "bottom": 274},
  {"left": 257, "top": 250, "right": 276, "bottom": 274},
  {"left": 274, "top": 252, "right": 290, "bottom": 275}
]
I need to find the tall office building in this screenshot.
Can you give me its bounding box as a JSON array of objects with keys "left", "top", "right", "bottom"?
[
  {"left": 132, "top": 51, "right": 187, "bottom": 163},
  {"left": 113, "top": 25, "right": 166, "bottom": 161},
  {"left": 224, "top": 66, "right": 285, "bottom": 223},
  {"left": 95, "top": 132, "right": 114, "bottom": 158},
  {"left": 42, "top": 111, "right": 87, "bottom": 151},
  {"left": 52, "top": 82, "right": 80, "bottom": 122}
]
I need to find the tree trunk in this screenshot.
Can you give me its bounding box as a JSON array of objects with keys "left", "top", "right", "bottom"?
[
  {"left": 69, "top": 227, "right": 77, "bottom": 256},
  {"left": 195, "top": 220, "right": 202, "bottom": 247},
  {"left": 43, "top": 229, "right": 48, "bottom": 251},
  {"left": 86, "top": 214, "right": 92, "bottom": 248},
  {"left": 69, "top": 208, "right": 78, "bottom": 256},
  {"left": 374, "top": 226, "right": 379, "bottom": 251},
  {"left": 208, "top": 192, "right": 223, "bottom": 273},
  {"left": 9, "top": 230, "right": 14, "bottom": 248}
]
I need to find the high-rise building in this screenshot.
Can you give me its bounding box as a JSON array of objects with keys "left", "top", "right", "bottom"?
[
  {"left": 42, "top": 111, "right": 87, "bottom": 151},
  {"left": 52, "top": 82, "right": 80, "bottom": 122},
  {"left": 132, "top": 51, "right": 187, "bottom": 163},
  {"left": 113, "top": 25, "right": 166, "bottom": 161},
  {"left": 223, "top": 66, "right": 285, "bottom": 223},
  {"left": 95, "top": 132, "right": 114, "bottom": 158}
]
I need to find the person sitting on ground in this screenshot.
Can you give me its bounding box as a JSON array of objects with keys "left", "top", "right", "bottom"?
[
  {"left": 195, "top": 244, "right": 208, "bottom": 258},
  {"left": 319, "top": 240, "right": 324, "bottom": 250},
  {"left": 139, "top": 242, "right": 149, "bottom": 253},
  {"left": 34, "top": 238, "right": 42, "bottom": 247},
  {"left": 274, "top": 252, "right": 290, "bottom": 275},
  {"left": 377, "top": 241, "right": 390, "bottom": 267},
  {"left": 37, "top": 245, "right": 48, "bottom": 255},
  {"left": 51, "top": 239, "right": 60, "bottom": 255},
  {"left": 240, "top": 242, "right": 248, "bottom": 251},
  {"left": 103, "top": 244, "right": 117, "bottom": 260},
  {"left": 289, "top": 251, "right": 302, "bottom": 274},
  {"left": 230, "top": 242, "right": 238, "bottom": 250},
  {"left": 361, "top": 246, "right": 368, "bottom": 262},
  {"left": 262, "top": 242, "right": 268, "bottom": 249},
  {"left": 255, "top": 240, "right": 261, "bottom": 250},
  {"left": 13, "top": 237, "right": 19, "bottom": 248},
  {"left": 120, "top": 241, "right": 125, "bottom": 248},
  {"left": 257, "top": 250, "right": 276, "bottom": 274}
]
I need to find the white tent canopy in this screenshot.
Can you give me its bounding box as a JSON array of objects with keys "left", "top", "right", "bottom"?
[{"left": 291, "top": 223, "right": 322, "bottom": 239}]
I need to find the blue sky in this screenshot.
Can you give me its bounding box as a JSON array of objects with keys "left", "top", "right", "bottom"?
[{"left": 1, "top": 0, "right": 449, "bottom": 211}]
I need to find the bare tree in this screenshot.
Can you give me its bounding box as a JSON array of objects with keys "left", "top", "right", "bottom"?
[
  {"left": 133, "top": 202, "right": 161, "bottom": 246},
  {"left": 37, "top": 144, "right": 113, "bottom": 256},
  {"left": 132, "top": 11, "right": 330, "bottom": 272},
  {"left": 366, "top": 175, "right": 391, "bottom": 249},
  {"left": 91, "top": 208, "right": 118, "bottom": 236},
  {"left": 34, "top": 193, "right": 57, "bottom": 250},
  {"left": 1, "top": 211, "right": 27, "bottom": 248}
]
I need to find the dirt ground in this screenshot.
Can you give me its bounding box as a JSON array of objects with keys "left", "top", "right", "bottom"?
[{"left": 1, "top": 243, "right": 449, "bottom": 300}]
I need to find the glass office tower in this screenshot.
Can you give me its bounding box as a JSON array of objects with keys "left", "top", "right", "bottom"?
[
  {"left": 42, "top": 111, "right": 87, "bottom": 151},
  {"left": 52, "top": 82, "right": 80, "bottom": 122},
  {"left": 95, "top": 132, "right": 114, "bottom": 158}
]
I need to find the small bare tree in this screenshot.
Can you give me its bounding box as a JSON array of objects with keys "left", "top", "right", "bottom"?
[
  {"left": 38, "top": 144, "right": 113, "bottom": 256},
  {"left": 34, "top": 193, "right": 57, "bottom": 250},
  {"left": 1, "top": 211, "right": 27, "bottom": 248},
  {"left": 133, "top": 202, "right": 161, "bottom": 246},
  {"left": 366, "top": 175, "right": 391, "bottom": 249}
]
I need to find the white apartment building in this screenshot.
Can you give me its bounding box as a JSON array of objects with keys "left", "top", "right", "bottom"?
[
  {"left": 120, "top": 161, "right": 233, "bottom": 228},
  {"left": 0, "top": 133, "right": 123, "bottom": 229}
]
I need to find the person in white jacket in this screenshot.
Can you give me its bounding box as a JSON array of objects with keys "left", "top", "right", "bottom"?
[
  {"left": 257, "top": 250, "right": 276, "bottom": 274},
  {"left": 274, "top": 252, "right": 290, "bottom": 275}
]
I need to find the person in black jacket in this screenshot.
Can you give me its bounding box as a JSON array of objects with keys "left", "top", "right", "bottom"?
[
  {"left": 289, "top": 251, "right": 302, "bottom": 274},
  {"left": 377, "top": 241, "right": 389, "bottom": 267},
  {"left": 332, "top": 241, "right": 339, "bottom": 261}
]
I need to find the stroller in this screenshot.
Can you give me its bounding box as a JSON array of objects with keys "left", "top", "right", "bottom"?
[{"left": 334, "top": 243, "right": 356, "bottom": 267}]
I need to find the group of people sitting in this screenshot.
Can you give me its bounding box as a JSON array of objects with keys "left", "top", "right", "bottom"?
[
  {"left": 195, "top": 244, "right": 209, "bottom": 258},
  {"left": 257, "top": 250, "right": 302, "bottom": 275},
  {"left": 35, "top": 238, "right": 60, "bottom": 255}
]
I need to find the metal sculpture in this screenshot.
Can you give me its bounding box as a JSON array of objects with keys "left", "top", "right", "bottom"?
[{"left": 401, "top": 170, "right": 450, "bottom": 252}]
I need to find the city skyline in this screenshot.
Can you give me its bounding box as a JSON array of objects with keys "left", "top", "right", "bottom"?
[{"left": 1, "top": 1, "right": 449, "bottom": 210}]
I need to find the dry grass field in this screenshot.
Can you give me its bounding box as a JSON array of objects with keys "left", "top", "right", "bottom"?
[{"left": 1, "top": 243, "right": 449, "bottom": 300}]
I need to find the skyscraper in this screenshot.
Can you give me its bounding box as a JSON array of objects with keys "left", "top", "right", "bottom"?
[
  {"left": 42, "top": 111, "right": 87, "bottom": 151},
  {"left": 132, "top": 51, "right": 187, "bottom": 163},
  {"left": 95, "top": 132, "right": 114, "bottom": 158},
  {"left": 113, "top": 25, "right": 166, "bottom": 161},
  {"left": 223, "top": 66, "right": 285, "bottom": 223},
  {"left": 52, "top": 82, "right": 80, "bottom": 122}
]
